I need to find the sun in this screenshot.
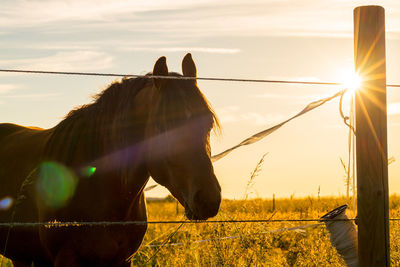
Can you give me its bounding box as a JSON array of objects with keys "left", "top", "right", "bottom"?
[{"left": 342, "top": 71, "right": 362, "bottom": 93}]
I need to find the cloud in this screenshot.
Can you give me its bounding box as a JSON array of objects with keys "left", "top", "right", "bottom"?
[
  {"left": 0, "top": 84, "right": 59, "bottom": 102},
  {"left": 120, "top": 47, "right": 241, "bottom": 54},
  {"left": 0, "top": 84, "right": 19, "bottom": 94},
  {"left": 215, "top": 106, "right": 240, "bottom": 123},
  {"left": 1, "top": 93, "right": 61, "bottom": 99},
  {"left": 0, "top": 0, "right": 213, "bottom": 26},
  {"left": 251, "top": 76, "right": 335, "bottom": 101},
  {"left": 2, "top": 0, "right": 400, "bottom": 38},
  {"left": 0, "top": 39, "right": 182, "bottom": 52},
  {"left": 215, "top": 106, "right": 286, "bottom": 126},
  {"left": 388, "top": 102, "right": 400, "bottom": 116},
  {"left": 253, "top": 93, "right": 324, "bottom": 101},
  {"left": 240, "top": 112, "right": 286, "bottom": 126},
  {"left": 0, "top": 51, "right": 113, "bottom": 71}
]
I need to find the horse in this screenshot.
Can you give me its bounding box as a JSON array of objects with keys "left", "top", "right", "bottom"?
[{"left": 0, "top": 53, "right": 221, "bottom": 266}]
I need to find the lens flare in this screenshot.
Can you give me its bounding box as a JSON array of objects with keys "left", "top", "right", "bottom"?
[
  {"left": 36, "top": 161, "right": 78, "bottom": 209},
  {"left": 0, "top": 196, "right": 14, "bottom": 210},
  {"left": 80, "top": 166, "right": 96, "bottom": 177},
  {"left": 343, "top": 72, "right": 362, "bottom": 93}
]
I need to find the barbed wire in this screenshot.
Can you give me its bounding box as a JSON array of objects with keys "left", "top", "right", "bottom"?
[
  {"left": 0, "top": 219, "right": 346, "bottom": 228},
  {"left": 0, "top": 218, "right": 399, "bottom": 228},
  {"left": 0, "top": 66, "right": 396, "bottom": 262},
  {"left": 0, "top": 69, "right": 397, "bottom": 239},
  {"left": 1, "top": 68, "right": 400, "bottom": 87},
  {"left": 2, "top": 217, "right": 400, "bottom": 228},
  {"left": 0, "top": 69, "right": 341, "bottom": 85},
  {"left": 0, "top": 218, "right": 360, "bottom": 228}
]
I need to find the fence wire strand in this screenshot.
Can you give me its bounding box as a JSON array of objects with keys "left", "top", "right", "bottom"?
[
  {"left": 0, "top": 63, "right": 398, "bottom": 263},
  {"left": 1, "top": 218, "right": 399, "bottom": 228},
  {"left": 0, "top": 87, "right": 399, "bottom": 228},
  {"left": 1, "top": 68, "right": 400, "bottom": 87},
  {"left": 1, "top": 69, "right": 398, "bottom": 233},
  {"left": 0, "top": 69, "right": 342, "bottom": 85},
  {"left": 0, "top": 218, "right": 359, "bottom": 228}
]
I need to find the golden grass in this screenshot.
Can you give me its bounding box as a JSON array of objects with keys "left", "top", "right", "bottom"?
[
  {"left": 2, "top": 196, "right": 400, "bottom": 266},
  {"left": 131, "top": 195, "right": 400, "bottom": 266}
]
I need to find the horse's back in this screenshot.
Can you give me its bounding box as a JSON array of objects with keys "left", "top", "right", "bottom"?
[
  {"left": 0, "top": 123, "right": 53, "bottom": 265},
  {"left": 0, "top": 122, "right": 44, "bottom": 142},
  {"left": 0, "top": 122, "right": 47, "bottom": 152},
  {"left": 0, "top": 123, "right": 48, "bottom": 187},
  {"left": 0, "top": 123, "right": 29, "bottom": 139},
  {"left": 0, "top": 122, "right": 51, "bottom": 204}
]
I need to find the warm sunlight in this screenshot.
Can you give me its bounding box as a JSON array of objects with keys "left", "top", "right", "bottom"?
[{"left": 342, "top": 71, "right": 362, "bottom": 93}]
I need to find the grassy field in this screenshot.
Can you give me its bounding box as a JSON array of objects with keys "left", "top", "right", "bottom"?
[
  {"left": 2, "top": 195, "right": 400, "bottom": 266},
  {"left": 131, "top": 195, "right": 400, "bottom": 266}
]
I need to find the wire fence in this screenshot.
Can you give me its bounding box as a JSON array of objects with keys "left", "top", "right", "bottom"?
[
  {"left": 1, "top": 66, "right": 399, "bottom": 260},
  {"left": 1, "top": 218, "right": 400, "bottom": 228},
  {"left": 1, "top": 67, "right": 400, "bottom": 227},
  {"left": 0, "top": 218, "right": 352, "bottom": 228},
  {"left": 1, "top": 68, "right": 400, "bottom": 87}
]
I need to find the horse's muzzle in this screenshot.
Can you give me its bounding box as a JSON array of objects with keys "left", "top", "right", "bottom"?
[{"left": 185, "top": 187, "right": 221, "bottom": 220}]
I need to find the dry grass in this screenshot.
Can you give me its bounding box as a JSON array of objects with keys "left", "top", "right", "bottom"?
[
  {"left": 130, "top": 195, "right": 400, "bottom": 266},
  {"left": 2, "top": 196, "right": 400, "bottom": 266}
]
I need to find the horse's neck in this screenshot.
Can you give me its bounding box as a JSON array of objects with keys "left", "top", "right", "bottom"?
[
  {"left": 94, "top": 84, "right": 154, "bottom": 206},
  {"left": 45, "top": 86, "right": 153, "bottom": 194}
]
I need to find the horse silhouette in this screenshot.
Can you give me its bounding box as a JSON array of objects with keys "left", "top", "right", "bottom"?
[{"left": 0, "top": 54, "right": 221, "bottom": 266}]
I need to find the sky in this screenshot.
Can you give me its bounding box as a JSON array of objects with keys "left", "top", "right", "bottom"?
[{"left": 1, "top": 0, "right": 400, "bottom": 199}]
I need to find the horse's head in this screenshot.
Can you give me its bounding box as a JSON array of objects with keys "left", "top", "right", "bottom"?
[{"left": 145, "top": 54, "right": 221, "bottom": 220}]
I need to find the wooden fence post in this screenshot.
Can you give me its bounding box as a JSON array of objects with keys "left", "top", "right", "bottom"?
[{"left": 354, "top": 5, "right": 389, "bottom": 266}]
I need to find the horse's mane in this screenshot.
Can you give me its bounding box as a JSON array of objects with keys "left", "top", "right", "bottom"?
[
  {"left": 44, "top": 77, "right": 150, "bottom": 165},
  {"left": 66, "top": 77, "right": 149, "bottom": 123},
  {"left": 44, "top": 73, "right": 220, "bottom": 166}
]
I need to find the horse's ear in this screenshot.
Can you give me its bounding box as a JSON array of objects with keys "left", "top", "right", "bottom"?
[
  {"left": 182, "top": 53, "right": 197, "bottom": 79},
  {"left": 153, "top": 56, "right": 168, "bottom": 88}
]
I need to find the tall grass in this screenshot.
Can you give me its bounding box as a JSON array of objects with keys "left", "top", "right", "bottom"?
[
  {"left": 131, "top": 195, "right": 400, "bottom": 266},
  {"left": 2, "top": 196, "right": 400, "bottom": 266}
]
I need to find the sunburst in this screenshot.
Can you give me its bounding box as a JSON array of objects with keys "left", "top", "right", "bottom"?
[{"left": 342, "top": 71, "right": 362, "bottom": 94}]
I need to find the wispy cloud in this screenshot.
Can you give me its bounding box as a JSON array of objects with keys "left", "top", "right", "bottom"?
[
  {"left": 253, "top": 93, "right": 325, "bottom": 101},
  {"left": 2, "top": 0, "right": 400, "bottom": 38},
  {"left": 0, "top": 39, "right": 184, "bottom": 52},
  {"left": 1, "top": 93, "right": 61, "bottom": 99},
  {"left": 0, "top": 0, "right": 212, "bottom": 26},
  {"left": 0, "top": 84, "right": 19, "bottom": 94},
  {"left": 241, "top": 112, "right": 286, "bottom": 126},
  {"left": 0, "top": 85, "right": 59, "bottom": 103},
  {"left": 216, "top": 106, "right": 286, "bottom": 126},
  {"left": 215, "top": 106, "right": 241, "bottom": 124},
  {"left": 0, "top": 51, "right": 113, "bottom": 71},
  {"left": 249, "top": 75, "right": 336, "bottom": 102},
  {"left": 120, "top": 47, "right": 241, "bottom": 54}
]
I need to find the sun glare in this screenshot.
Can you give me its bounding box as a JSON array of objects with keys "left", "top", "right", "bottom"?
[{"left": 342, "top": 72, "right": 362, "bottom": 93}]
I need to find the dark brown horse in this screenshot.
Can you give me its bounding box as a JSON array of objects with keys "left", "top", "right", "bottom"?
[{"left": 0, "top": 54, "right": 221, "bottom": 266}]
